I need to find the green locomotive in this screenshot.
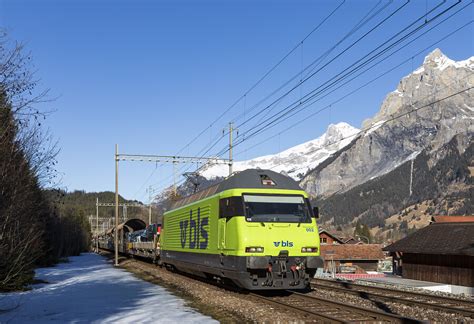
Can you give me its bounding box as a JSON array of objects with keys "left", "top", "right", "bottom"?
[{"left": 160, "top": 169, "right": 323, "bottom": 290}]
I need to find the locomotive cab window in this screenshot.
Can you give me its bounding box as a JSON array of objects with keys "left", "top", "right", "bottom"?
[
  {"left": 219, "top": 196, "right": 244, "bottom": 218},
  {"left": 243, "top": 195, "right": 312, "bottom": 223}
]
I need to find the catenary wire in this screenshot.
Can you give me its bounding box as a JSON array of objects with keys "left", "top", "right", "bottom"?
[
  {"left": 233, "top": 19, "right": 473, "bottom": 158},
  {"left": 226, "top": 0, "right": 463, "bottom": 152}
]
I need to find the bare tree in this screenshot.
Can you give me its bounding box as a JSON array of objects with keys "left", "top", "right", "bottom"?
[{"left": 0, "top": 30, "right": 88, "bottom": 292}]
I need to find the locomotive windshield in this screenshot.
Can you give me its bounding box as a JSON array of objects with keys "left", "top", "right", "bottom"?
[{"left": 243, "top": 195, "right": 312, "bottom": 223}]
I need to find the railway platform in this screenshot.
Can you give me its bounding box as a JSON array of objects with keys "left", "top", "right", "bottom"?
[{"left": 357, "top": 275, "right": 474, "bottom": 295}]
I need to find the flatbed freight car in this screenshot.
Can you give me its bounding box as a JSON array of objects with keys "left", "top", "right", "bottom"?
[
  {"left": 98, "top": 220, "right": 160, "bottom": 261},
  {"left": 160, "top": 169, "right": 323, "bottom": 290}
]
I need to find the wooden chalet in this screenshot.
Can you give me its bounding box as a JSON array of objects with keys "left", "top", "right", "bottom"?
[
  {"left": 383, "top": 216, "right": 474, "bottom": 287},
  {"left": 319, "top": 229, "right": 359, "bottom": 245},
  {"left": 319, "top": 229, "right": 345, "bottom": 245}
]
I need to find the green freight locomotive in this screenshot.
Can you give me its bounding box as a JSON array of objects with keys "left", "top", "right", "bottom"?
[{"left": 160, "top": 169, "right": 323, "bottom": 290}]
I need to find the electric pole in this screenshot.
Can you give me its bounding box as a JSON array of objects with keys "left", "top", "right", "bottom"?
[
  {"left": 114, "top": 144, "right": 119, "bottom": 266},
  {"left": 96, "top": 197, "right": 99, "bottom": 253},
  {"left": 173, "top": 161, "right": 177, "bottom": 197},
  {"left": 148, "top": 186, "right": 152, "bottom": 225},
  {"left": 229, "top": 122, "right": 234, "bottom": 176}
]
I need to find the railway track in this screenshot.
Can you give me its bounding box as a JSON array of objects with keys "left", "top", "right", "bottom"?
[
  {"left": 250, "top": 291, "right": 420, "bottom": 323},
  {"left": 102, "top": 251, "right": 468, "bottom": 322},
  {"left": 120, "top": 253, "right": 421, "bottom": 322},
  {"left": 119, "top": 254, "right": 414, "bottom": 322},
  {"left": 312, "top": 278, "right": 474, "bottom": 319}
]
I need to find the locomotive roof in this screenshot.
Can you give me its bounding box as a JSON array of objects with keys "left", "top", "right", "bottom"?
[{"left": 171, "top": 169, "right": 302, "bottom": 209}]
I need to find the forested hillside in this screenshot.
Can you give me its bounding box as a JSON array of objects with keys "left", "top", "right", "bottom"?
[
  {"left": 315, "top": 134, "right": 473, "bottom": 241},
  {"left": 44, "top": 189, "right": 154, "bottom": 224}
]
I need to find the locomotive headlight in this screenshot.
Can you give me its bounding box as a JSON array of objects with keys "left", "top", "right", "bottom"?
[
  {"left": 246, "top": 246, "right": 264, "bottom": 253},
  {"left": 301, "top": 247, "right": 318, "bottom": 253}
]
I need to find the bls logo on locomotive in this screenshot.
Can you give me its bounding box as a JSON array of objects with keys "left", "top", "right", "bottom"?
[
  {"left": 179, "top": 208, "right": 209, "bottom": 249},
  {"left": 273, "top": 240, "right": 294, "bottom": 248}
]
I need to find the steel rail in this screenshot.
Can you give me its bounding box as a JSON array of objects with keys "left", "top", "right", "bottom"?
[
  {"left": 312, "top": 278, "right": 474, "bottom": 319},
  {"left": 250, "top": 291, "right": 420, "bottom": 323}
]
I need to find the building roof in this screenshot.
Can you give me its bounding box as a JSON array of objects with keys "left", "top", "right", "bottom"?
[
  {"left": 319, "top": 229, "right": 359, "bottom": 244},
  {"left": 431, "top": 215, "right": 474, "bottom": 223},
  {"left": 383, "top": 222, "right": 474, "bottom": 256},
  {"left": 320, "top": 244, "right": 385, "bottom": 261},
  {"left": 343, "top": 238, "right": 361, "bottom": 244},
  {"left": 318, "top": 229, "right": 345, "bottom": 244},
  {"left": 171, "top": 169, "right": 302, "bottom": 209}
]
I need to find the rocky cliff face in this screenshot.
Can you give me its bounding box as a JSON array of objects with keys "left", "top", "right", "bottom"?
[
  {"left": 300, "top": 49, "right": 474, "bottom": 198},
  {"left": 317, "top": 133, "right": 473, "bottom": 241}
]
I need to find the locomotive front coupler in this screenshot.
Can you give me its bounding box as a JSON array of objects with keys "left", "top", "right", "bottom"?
[{"left": 274, "top": 250, "right": 289, "bottom": 276}]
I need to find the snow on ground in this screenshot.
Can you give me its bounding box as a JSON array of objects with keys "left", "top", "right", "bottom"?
[{"left": 0, "top": 253, "right": 217, "bottom": 323}]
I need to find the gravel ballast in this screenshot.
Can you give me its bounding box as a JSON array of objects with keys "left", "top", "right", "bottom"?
[{"left": 100, "top": 252, "right": 473, "bottom": 322}]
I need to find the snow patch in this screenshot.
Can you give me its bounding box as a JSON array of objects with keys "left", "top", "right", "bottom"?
[
  {"left": 393, "top": 89, "right": 404, "bottom": 97},
  {"left": 406, "top": 150, "right": 421, "bottom": 161},
  {"left": 413, "top": 66, "right": 424, "bottom": 74},
  {"left": 423, "top": 49, "right": 474, "bottom": 71},
  {"left": 369, "top": 150, "right": 422, "bottom": 183},
  {"left": 463, "top": 103, "right": 474, "bottom": 112},
  {"left": 364, "top": 120, "right": 385, "bottom": 137},
  {"left": 0, "top": 254, "right": 217, "bottom": 323}
]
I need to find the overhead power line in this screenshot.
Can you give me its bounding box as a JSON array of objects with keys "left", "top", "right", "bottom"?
[
  {"left": 147, "top": 0, "right": 469, "bottom": 198},
  {"left": 233, "top": 18, "right": 473, "bottom": 158},
  {"left": 141, "top": 1, "right": 348, "bottom": 196},
  {"left": 172, "top": 0, "right": 347, "bottom": 157},
  {"left": 167, "top": 0, "right": 396, "bottom": 182},
  {"left": 222, "top": 0, "right": 465, "bottom": 154},
  {"left": 230, "top": 8, "right": 473, "bottom": 158},
  {"left": 235, "top": 0, "right": 457, "bottom": 141},
  {"left": 234, "top": 0, "right": 412, "bottom": 131},
  {"left": 167, "top": 84, "right": 473, "bottom": 202},
  {"left": 269, "top": 82, "right": 474, "bottom": 174}
]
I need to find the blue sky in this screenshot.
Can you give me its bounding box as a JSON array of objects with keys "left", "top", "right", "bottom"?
[{"left": 1, "top": 0, "right": 472, "bottom": 202}]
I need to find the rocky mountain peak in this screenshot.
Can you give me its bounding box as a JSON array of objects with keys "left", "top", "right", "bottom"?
[
  {"left": 362, "top": 49, "right": 474, "bottom": 129},
  {"left": 324, "top": 122, "right": 357, "bottom": 143},
  {"left": 421, "top": 48, "right": 474, "bottom": 72},
  {"left": 422, "top": 48, "right": 446, "bottom": 66},
  {"left": 302, "top": 49, "right": 473, "bottom": 199}
]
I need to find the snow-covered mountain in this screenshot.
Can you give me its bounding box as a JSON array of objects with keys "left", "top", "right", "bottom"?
[
  {"left": 199, "top": 122, "right": 360, "bottom": 180},
  {"left": 301, "top": 48, "right": 474, "bottom": 198},
  {"left": 362, "top": 48, "right": 474, "bottom": 130},
  {"left": 200, "top": 49, "right": 473, "bottom": 189},
  {"left": 155, "top": 49, "right": 473, "bottom": 236}
]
